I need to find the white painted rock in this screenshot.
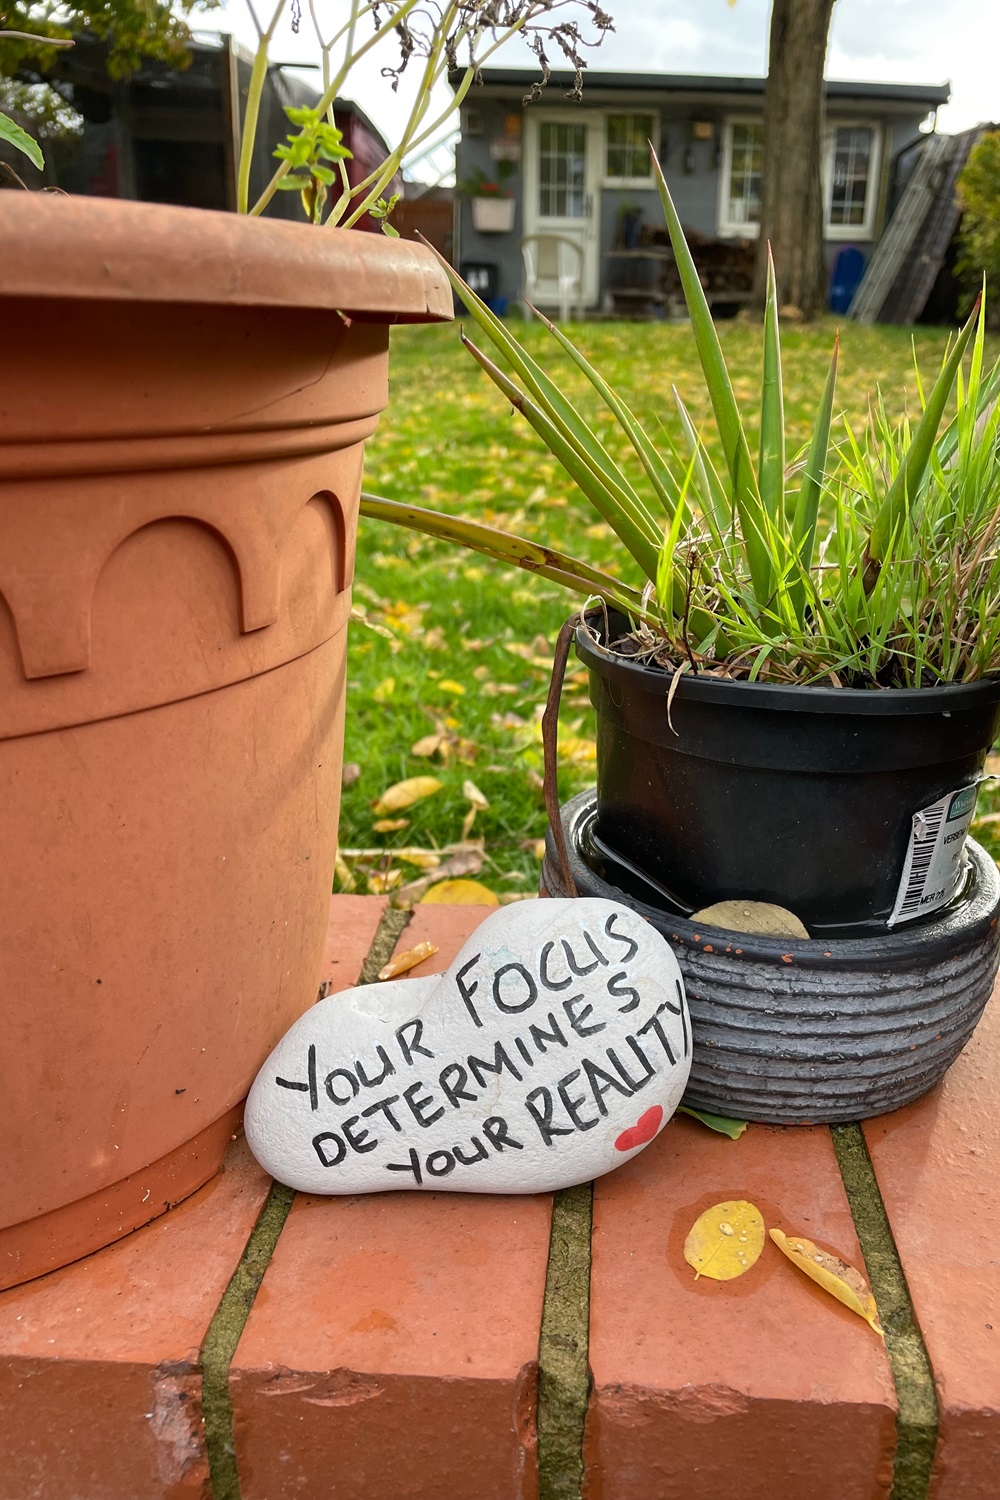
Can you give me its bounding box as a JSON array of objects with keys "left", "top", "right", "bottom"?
[{"left": 245, "top": 898, "right": 691, "bottom": 1195}]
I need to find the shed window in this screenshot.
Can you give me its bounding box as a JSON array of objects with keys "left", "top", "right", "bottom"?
[
  {"left": 724, "top": 121, "right": 763, "bottom": 230},
  {"left": 606, "top": 113, "right": 655, "bottom": 180},
  {"left": 827, "top": 126, "right": 874, "bottom": 227},
  {"left": 719, "top": 119, "right": 882, "bottom": 240},
  {"left": 539, "top": 121, "right": 587, "bottom": 217}
]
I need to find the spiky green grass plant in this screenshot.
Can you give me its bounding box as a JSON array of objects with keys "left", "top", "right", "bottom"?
[{"left": 364, "top": 160, "right": 1000, "bottom": 688}]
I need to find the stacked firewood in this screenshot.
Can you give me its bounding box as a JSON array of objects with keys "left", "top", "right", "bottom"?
[{"left": 642, "top": 223, "right": 755, "bottom": 302}]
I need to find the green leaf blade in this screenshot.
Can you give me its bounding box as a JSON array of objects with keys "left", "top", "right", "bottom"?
[
  {"left": 758, "top": 246, "right": 785, "bottom": 522},
  {"left": 678, "top": 1106, "right": 749, "bottom": 1139},
  {"left": 651, "top": 151, "right": 773, "bottom": 605},
  {"left": 0, "top": 110, "right": 43, "bottom": 171},
  {"left": 867, "top": 298, "right": 982, "bottom": 566}
]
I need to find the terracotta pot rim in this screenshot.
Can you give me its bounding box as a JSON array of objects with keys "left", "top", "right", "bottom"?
[{"left": 0, "top": 193, "right": 453, "bottom": 322}]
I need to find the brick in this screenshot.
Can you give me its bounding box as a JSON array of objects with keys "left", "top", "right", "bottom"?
[
  {"left": 397, "top": 902, "right": 499, "bottom": 978},
  {"left": 320, "top": 892, "right": 389, "bottom": 990},
  {"left": 231, "top": 903, "right": 551, "bottom": 1500},
  {"left": 0, "top": 1138, "right": 269, "bottom": 1500},
  {"left": 863, "top": 984, "right": 1000, "bottom": 1500},
  {"left": 585, "top": 1114, "right": 898, "bottom": 1500}
]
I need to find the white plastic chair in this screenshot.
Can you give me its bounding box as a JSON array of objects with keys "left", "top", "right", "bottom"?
[{"left": 520, "top": 234, "right": 585, "bottom": 322}]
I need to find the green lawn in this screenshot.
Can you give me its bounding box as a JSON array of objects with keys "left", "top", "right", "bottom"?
[{"left": 339, "top": 316, "right": 1000, "bottom": 903}]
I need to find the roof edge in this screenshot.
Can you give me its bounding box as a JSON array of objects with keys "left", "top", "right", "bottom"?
[{"left": 452, "top": 68, "right": 951, "bottom": 107}]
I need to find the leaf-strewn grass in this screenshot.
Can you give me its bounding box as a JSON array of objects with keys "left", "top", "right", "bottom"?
[{"left": 342, "top": 317, "right": 1000, "bottom": 899}]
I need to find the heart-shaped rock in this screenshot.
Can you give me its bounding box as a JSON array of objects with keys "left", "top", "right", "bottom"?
[{"left": 245, "top": 898, "right": 691, "bottom": 1195}]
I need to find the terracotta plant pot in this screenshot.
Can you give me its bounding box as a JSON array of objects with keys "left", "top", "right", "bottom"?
[{"left": 0, "top": 195, "right": 450, "bottom": 1289}]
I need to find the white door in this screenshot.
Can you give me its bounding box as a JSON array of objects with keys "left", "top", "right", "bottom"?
[{"left": 523, "top": 110, "right": 603, "bottom": 311}]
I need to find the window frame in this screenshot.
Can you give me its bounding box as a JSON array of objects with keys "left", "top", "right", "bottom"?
[
  {"left": 537, "top": 115, "right": 591, "bottom": 220},
  {"left": 716, "top": 115, "right": 884, "bottom": 242},
  {"left": 823, "top": 118, "right": 883, "bottom": 242},
  {"left": 601, "top": 109, "right": 660, "bottom": 189},
  {"left": 716, "top": 114, "right": 764, "bottom": 238}
]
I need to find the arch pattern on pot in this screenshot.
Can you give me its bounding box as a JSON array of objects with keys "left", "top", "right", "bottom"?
[{"left": 0, "top": 447, "right": 364, "bottom": 741}]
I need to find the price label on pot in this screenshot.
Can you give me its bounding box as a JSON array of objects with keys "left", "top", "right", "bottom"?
[{"left": 888, "top": 783, "right": 979, "bottom": 926}]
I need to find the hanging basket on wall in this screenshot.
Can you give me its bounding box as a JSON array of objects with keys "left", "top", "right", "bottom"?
[{"left": 471, "top": 196, "right": 515, "bottom": 233}]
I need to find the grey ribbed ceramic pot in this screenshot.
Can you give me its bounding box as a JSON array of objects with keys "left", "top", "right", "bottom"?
[{"left": 542, "top": 790, "right": 1000, "bottom": 1124}]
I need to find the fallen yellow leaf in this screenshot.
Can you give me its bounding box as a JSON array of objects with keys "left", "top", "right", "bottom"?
[
  {"left": 461, "top": 807, "right": 477, "bottom": 840},
  {"left": 377, "top": 941, "right": 439, "bottom": 980},
  {"left": 683, "top": 1200, "right": 765, "bottom": 1281},
  {"left": 372, "top": 776, "right": 443, "bottom": 816},
  {"left": 560, "top": 736, "right": 597, "bottom": 763},
  {"left": 394, "top": 848, "right": 441, "bottom": 870},
  {"left": 373, "top": 817, "right": 409, "bottom": 833},
  {"left": 419, "top": 879, "right": 500, "bottom": 906},
  {"left": 462, "top": 779, "right": 489, "bottom": 810},
  {"left": 769, "top": 1228, "right": 884, "bottom": 1338},
  {"left": 367, "top": 869, "right": 403, "bottom": 894},
  {"left": 411, "top": 733, "right": 446, "bottom": 758},
  {"left": 437, "top": 679, "right": 466, "bottom": 695}
]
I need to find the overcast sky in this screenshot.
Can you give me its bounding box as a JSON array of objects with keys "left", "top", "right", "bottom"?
[{"left": 207, "top": 0, "right": 999, "bottom": 154}]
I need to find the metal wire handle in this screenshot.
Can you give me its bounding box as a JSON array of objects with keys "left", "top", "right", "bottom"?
[{"left": 541, "top": 612, "right": 582, "bottom": 899}]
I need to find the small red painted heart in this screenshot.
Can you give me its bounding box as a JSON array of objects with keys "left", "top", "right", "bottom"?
[{"left": 614, "top": 1105, "right": 663, "bottom": 1152}]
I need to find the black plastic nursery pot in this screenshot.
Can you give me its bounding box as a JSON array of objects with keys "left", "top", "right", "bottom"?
[{"left": 576, "top": 610, "right": 1000, "bottom": 936}]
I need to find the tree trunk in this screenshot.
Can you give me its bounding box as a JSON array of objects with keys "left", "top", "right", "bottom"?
[{"left": 751, "top": 0, "right": 837, "bottom": 319}]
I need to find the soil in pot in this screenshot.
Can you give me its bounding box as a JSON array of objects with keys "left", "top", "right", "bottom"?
[{"left": 576, "top": 610, "right": 1000, "bottom": 937}]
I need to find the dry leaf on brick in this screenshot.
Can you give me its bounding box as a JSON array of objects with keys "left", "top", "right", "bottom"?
[
  {"left": 377, "top": 941, "right": 439, "bottom": 980},
  {"left": 683, "top": 1200, "right": 765, "bottom": 1281},
  {"left": 372, "top": 777, "right": 443, "bottom": 816},
  {"left": 769, "top": 1229, "right": 884, "bottom": 1338},
  {"left": 420, "top": 879, "right": 500, "bottom": 906}
]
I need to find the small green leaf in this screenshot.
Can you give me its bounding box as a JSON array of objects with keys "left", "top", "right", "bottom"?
[
  {"left": 678, "top": 1106, "right": 749, "bottom": 1139},
  {"left": 275, "top": 175, "right": 312, "bottom": 189},
  {"left": 0, "top": 111, "right": 44, "bottom": 171},
  {"left": 380, "top": 221, "right": 400, "bottom": 237}
]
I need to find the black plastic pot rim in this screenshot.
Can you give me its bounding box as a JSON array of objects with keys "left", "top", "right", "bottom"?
[
  {"left": 574, "top": 610, "right": 1000, "bottom": 717},
  {"left": 551, "top": 791, "right": 1000, "bottom": 969}
]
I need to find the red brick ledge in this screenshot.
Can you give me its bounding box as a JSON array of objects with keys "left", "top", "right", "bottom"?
[{"left": 0, "top": 894, "right": 997, "bottom": 1500}]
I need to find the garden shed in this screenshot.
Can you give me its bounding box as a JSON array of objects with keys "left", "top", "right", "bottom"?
[{"left": 453, "top": 67, "right": 950, "bottom": 315}]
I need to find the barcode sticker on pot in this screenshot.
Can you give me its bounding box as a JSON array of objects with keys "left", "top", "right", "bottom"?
[{"left": 888, "top": 784, "right": 980, "bottom": 926}]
